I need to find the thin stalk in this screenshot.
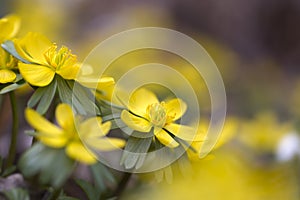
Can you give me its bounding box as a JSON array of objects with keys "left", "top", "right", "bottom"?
[
  {"left": 6, "top": 91, "right": 18, "bottom": 168},
  {"left": 113, "top": 172, "right": 132, "bottom": 199},
  {"left": 47, "top": 188, "right": 61, "bottom": 200}
]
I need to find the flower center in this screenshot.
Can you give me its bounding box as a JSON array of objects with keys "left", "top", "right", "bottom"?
[
  {"left": 147, "top": 102, "right": 167, "bottom": 127},
  {"left": 0, "top": 48, "right": 17, "bottom": 69},
  {"left": 44, "top": 45, "right": 77, "bottom": 71}
]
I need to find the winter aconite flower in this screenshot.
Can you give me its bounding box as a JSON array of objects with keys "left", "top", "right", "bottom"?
[
  {"left": 14, "top": 32, "right": 80, "bottom": 87},
  {"left": 187, "top": 118, "right": 238, "bottom": 161},
  {"left": 25, "top": 104, "right": 125, "bottom": 164},
  {"left": 0, "top": 48, "right": 18, "bottom": 83},
  {"left": 0, "top": 14, "right": 20, "bottom": 83},
  {"left": 0, "top": 14, "right": 20, "bottom": 42},
  {"left": 121, "top": 88, "right": 193, "bottom": 148}
]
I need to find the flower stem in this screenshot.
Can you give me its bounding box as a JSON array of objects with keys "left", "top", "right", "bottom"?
[
  {"left": 47, "top": 188, "right": 61, "bottom": 200},
  {"left": 6, "top": 91, "right": 19, "bottom": 168},
  {"left": 113, "top": 172, "right": 132, "bottom": 198}
]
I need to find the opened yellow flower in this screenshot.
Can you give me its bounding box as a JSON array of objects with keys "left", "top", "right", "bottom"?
[
  {"left": 0, "top": 14, "right": 20, "bottom": 42},
  {"left": 14, "top": 32, "right": 80, "bottom": 87},
  {"left": 95, "top": 77, "right": 116, "bottom": 101},
  {"left": 121, "top": 88, "right": 194, "bottom": 148},
  {"left": 0, "top": 14, "right": 20, "bottom": 84},
  {"left": 187, "top": 117, "right": 238, "bottom": 161},
  {"left": 77, "top": 74, "right": 116, "bottom": 101},
  {"left": 0, "top": 48, "right": 18, "bottom": 83},
  {"left": 25, "top": 103, "right": 125, "bottom": 164},
  {"left": 239, "top": 112, "right": 292, "bottom": 152}
]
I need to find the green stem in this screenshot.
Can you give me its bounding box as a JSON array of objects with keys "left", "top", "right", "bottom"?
[
  {"left": 47, "top": 188, "right": 61, "bottom": 200},
  {"left": 113, "top": 172, "right": 132, "bottom": 199},
  {"left": 102, "top": 113, "right": 121, "bottom": 123},
  {"left": 6, "top": 91, "right": 18, "bottom": 168},
  {"left": 100, "top": 99, "right": 126, "bottom": 110}
]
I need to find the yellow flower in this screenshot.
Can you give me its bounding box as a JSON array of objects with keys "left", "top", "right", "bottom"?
[
  {"left": 0, "top": 48, "right": 18, "bottom": 83},
  {"left": 14, "top": 32, "right": 80, "bottom": 87},
  {"left": 127, "top": 150, "right": 299, "bottom": 200},
  {"left": 96, "top": 77, "right": 116, "bottom": 101},
  {"left": 25, "top": 103, "right": 125, "bottom": 165},
  {"left": 238, "top": 111, "right": 292, "bottom": 152},
  {"left": 187, "top": 117, "right": 238, "bottom": 161},
  {"left": 0, "top": 14, "right": 20, "bottom": 84},
  {"left": 0, "top": 14, "right": 20, "bottom": 42},
  {"left": 77, "top": 75, "right": 116, "bottom": 101},
  {"left": 121, "top": 88, "right": 194, "bottom": 148}
]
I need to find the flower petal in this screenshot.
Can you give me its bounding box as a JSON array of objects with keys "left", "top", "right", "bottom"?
[
  {"left": 121, "top": 110, "right": 152, "bottom": 132},
  {"left": 18, "top": 63, "right": 55, "bottom": 86},
  {"left": 98, "top": 77, "right": 115, "bottom": 87},
  {"left": 154, "top": 127, "right": 179, "bottom": 148},
  {"left": 164, "top": 123, "right": 200, "bottom": 141},
  {"left": 100, "top": 121, "right": 112, "bottom": 134},
  {"left": 86, "top": 137, "right": 125, "bottom": 151},
  {"left": 14, "top": 32, "right": 52, "bottom": 64},
  {"left": 57, "top": 62, "right": 80, "bottom": 80},
  {"left": 0, "top": 69, "right": 16, "bottom": 83},
  {"left": 164, "top": 98, "right": 187, "bottom": 121},
  {"left": 128, "top": 88, "right": 159, "bottom": 117},
  {"left": 96, "top": 83, "right": 115, "bottom": 101},
  {"left": 66, "top": 141, "right": 97, "bottom": 165},
  {"left": 25, "top": 108, "right": 63, "bottom": 135},
  {"left": 37, "top": 134, "right": 68, "bottom": 148},
  {"left": 79, "top": 117, "right": 112, "bottom": 140},
  {"left": 56, "top": 104, "right": 75, "bottom": 131},
  {"left": 112, "top": 87, "right": 131, "bottom": 106},
  {"left": 0, "top": 15, "right": 20, "bottom": 41},
  {"left": 187, "top": 141, "right": 204, "bottom": 161},
  {"left": 77, "top": 76, "right": 115, "bottom": 89}
]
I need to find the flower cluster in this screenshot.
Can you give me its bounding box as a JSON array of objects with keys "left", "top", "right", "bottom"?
[
  {"left": 15, "top": 32, "right": 80, "bottom": 87},
  {"left": 0, "top": 15, "right": 20, "bottom": 84},
  {"left": 121, "top": 88, "right": 194, "bottom": 148},
  {"left": 0, "top": 13, "right": 214, "bottom": 199},
  {"left": 26, "top": 104, "right": 125, "bottom": 164}
]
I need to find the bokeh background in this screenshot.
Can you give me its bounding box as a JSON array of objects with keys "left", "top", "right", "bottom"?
[{"left": 1, "top": 0, "right": 300, "bottom": 199}]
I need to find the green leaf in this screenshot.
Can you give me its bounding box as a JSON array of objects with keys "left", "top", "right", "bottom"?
[
  {"left": 57, "top": 75, "right": 101, "bottom": 115},
  {"left": 154, "top": 166, "right": 173, "bottom": 184},
  {"left": 163, "top": 165, "right": 173, "bottom": 184},
  {"left": 1, "top": 41, "right": 31, "bottom": 64},
  {"left": 36, "top": 79, "right": 57, "bottom": 114},
  {"left": 59, "top": 84, "right": 86, "bottom": 115},
  {"left": 24, "top": 130, "right": 37, "bottom": 136},
  {"left": 102, "top": 113, "right": 121, "bottom": 122},
  {"left": 57, "top": 75, "right": 73, "bottom": 104},
  {"left": 98, "top": 99, "right": 126, "bottom": 110},
  {"left": 120, "top": 136, "right": 152, "bottom": 169},
  {"left": 27, "top": 88, "right": 44, "bottom": 108},
  {"left": 18, "top": 143, "right": 75, "bottom": 188},
  {"left": 72, "top": 97, "right": 87, "bottom": 115},
  {"left": 177, "top": 153, "right": 192, "bottom": 178},
  {"left": 0, "top": 79, "right": 26, "bottom": 95},
  {"left": 58, "top": 196, "right": 80, "bottom": 200},
  {"left": 90, "top": 166, "right": 105, "bottom": 192},
  {"left": 27, "top": 79, "right": 57, "bottom": 115},
  {"left": 2, "top": 165, "right": 17, "bottom": 177},
  {"left": 90, "top": 162, "right": 116, "bottom": 192},
  {"left": 154, "top": 170, "right": 163, "bottom": 182},
  {"left": 3, "top": 188, "right": 30, "bottom": 200},
  {"left": 68, "top": 81, "right": 100, "bottom": 115},
  {"left": 75, "top": 179, "right": 100, "bottom": 200},
  {"left": 102, "top": 116, "right": 128, "bottom": 130}
]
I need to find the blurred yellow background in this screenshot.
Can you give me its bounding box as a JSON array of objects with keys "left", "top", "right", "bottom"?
[{"left": 1, "top": 0, "right": 300, "bottom": 199}]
